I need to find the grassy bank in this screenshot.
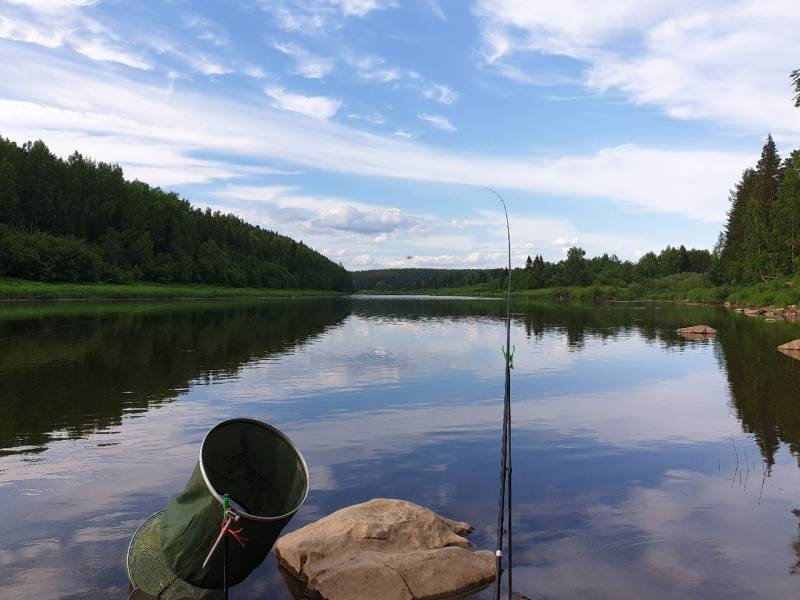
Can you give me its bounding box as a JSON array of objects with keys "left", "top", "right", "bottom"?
[
  {"left": 0, "top": 278, "right": 342, "bottom": 300},
  {"left": 357, "top": 275, "right": 800, "bottom": 309}
]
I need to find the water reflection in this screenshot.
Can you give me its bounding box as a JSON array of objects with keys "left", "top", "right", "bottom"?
[
  {"left": 0, "top": 299, "right": 349, "bottom": 455},
  {"left": 2, "top": 298, "right": 800, "bottom": 598}
]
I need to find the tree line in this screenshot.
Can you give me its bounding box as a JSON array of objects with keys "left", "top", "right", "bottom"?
[
  {"left": 0, "top": 136, "right": 353, "bottom": 291},
  {"left": 356, "top": 131, "right": 800, "bottom": 295},
  {"left": 352, "top": 245, "right": 714, "bottom": 292}
]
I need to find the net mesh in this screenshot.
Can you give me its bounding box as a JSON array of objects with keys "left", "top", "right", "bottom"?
[
  {"left": 128, "top": 419, "right": 308, "bottom": 592},
  {"left": 127, "top": 512, "right": 214, "bottom": 600}
]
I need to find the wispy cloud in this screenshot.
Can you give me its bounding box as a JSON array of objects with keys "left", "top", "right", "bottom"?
[
  {"left": 0, "top": 42, "right": 750, "bottom": 221},
  {"left": 259, "top": 0, "right": 393, "bottom": 33},
  {"left": 186, "top": 15, "right": 229, "bottom": 47},
  {"left": 421, "top": 82, "right": 459, "bottom": 104},
  {"left": 265, "top": 86, "right": 342, "bottom": 120},
  {"left": 272, "top": 40, "right": 334, "bottom": 78},
  {"left": 346, "top": 111, "right": 386, "bottom": 125},
  {"left": 346, "top": 54, "right": 458, "bottom": 104},
  {"left": 423, "top": 0, "right": 447, "bottom": 22},
  {"left": 70, "top": 38, "right": 151, "bottom": 70},
  {"left": 417, "top": 112, "right": 456, "bottom": 131},
  {"left": 474, "top": 0, "right": 800, "bottom": 137}
]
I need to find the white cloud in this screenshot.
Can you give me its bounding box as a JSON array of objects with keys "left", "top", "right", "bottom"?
[
  {"left": 186, "top": 16, "right": 229, "bottom": 47},
  {"left": 423, "top": 0, "right": 447, "bottom": 22},
  {"left": 422, "top": 82, "right": 458, "bottom": 104},
  {"left": 214, "top": 185, "right": 424, "bottom": 236},
  {"left": 346, "top": 53, "right": 458, "bottom": 104},
  {"left": 417, "top": 112, "right": 456, "bottom": 132},
  {"left": 265, "top": 86, "right": 342, "bottom": 120},
  {"left": 474, "top": 0, "right": 800, "bottom": 137},
  {"left": 243, "top": 64, "right": 266, "bottom": 78},
  {"left": 4, "top": 0, "right": 95, "bottom": 12},
  {"left": 0, "top": 42, "right": 752, "bottom": 225},
  {"left": 348, "top": 54, "right": 400, "bottom": 82},
  {"left": 346, "top": 111, "right": 385, "bottom": 125},
  {"left": 392, "top": 129, "right": 414, "bottom": 139},
  {"left": 259, "top": 0, "right": 392, "bottom": 33},
  {"left": 70, "top": 38, "right": 151, "bottom": 70},
  {"left": 272, "top": 40, "right": 334, "bottom": 79}
]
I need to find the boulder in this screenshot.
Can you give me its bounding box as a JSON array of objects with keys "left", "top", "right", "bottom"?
[
  {"left": 779, "top": 348, "right": 800, "bottom": 361},
  {"left": 676, "top": 325, "right": 716, "bottom": 336},
  {"left": 274, "top": 498, "right": 495, "bottom": 600},
  {"left": 779, "top": 339, "right": 800, "bottom": 351}
]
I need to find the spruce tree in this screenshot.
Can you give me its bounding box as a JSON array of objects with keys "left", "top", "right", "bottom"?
[
  {"left": 772, "top": 151, "right": 800, "bottom": 274},
  {"left": 793, "top": 68, "right": 800, "bottom": 107}
]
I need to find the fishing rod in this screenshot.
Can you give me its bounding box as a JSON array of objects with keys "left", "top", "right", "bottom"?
[{"left": 487, "top": 187, "right": 514, "bottom": 600}]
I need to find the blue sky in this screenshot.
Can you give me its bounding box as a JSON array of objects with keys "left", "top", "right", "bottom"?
[{"left": 1, "top": 0, "right": 799, "bottom": 269}]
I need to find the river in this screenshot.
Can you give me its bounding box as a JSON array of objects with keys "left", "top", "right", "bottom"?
[{"left": 2, "top": 297, "right": 800, "bottom": 599}]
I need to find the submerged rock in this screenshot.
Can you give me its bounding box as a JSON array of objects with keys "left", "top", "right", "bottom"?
[
  {"left": 676, "top": 325, "right": 716, "bottom": 336},
  {"left": 779, "top": 348, "right": 800, "bottom": 361},
  {"left": 779, "top": 339, "right": 800, "bottom": 351},
  {"left": 274, "top": 498, "right": 495, "bottom": 600}
]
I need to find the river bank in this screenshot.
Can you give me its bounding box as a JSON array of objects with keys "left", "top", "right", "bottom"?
[
  {"left": 355, "top": 278, "right": 800, "bottom": 313},
  {"left": 0, "top": 279, "right": 343, "bottom": 300}
]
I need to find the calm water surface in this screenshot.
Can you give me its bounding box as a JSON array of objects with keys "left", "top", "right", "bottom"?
[{"left": 2, "top": 297, "right": 800, "bottom": 599}]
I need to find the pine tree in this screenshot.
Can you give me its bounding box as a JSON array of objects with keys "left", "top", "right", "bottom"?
[
  {"left": 720, "top": 169, "right": 755, "bottom": 283},
  {"left": 772, "top": 151, "right": 800, "bottom": 274},
  {"left": 793, "top": 68, "right": 800, "bottom": 107}
]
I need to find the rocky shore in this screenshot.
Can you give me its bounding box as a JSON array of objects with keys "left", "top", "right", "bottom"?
[{"left": 725, "top": 302, "right": 800, "bottom": 322}]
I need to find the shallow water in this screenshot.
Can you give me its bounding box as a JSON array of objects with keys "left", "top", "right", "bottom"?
[{"left": 2, "top": 297, "right": 800, "bottom": 599}]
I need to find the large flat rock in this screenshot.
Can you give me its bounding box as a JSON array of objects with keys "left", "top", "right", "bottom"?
[
  {"left": 676, "top": 325, "right": 716, "bottom": 336},
  {"left": 779, "top": 339, "right": 800, "bottom": 351},
  {"left": 274, "top": 498, "right": 495, "bottom": 600}
]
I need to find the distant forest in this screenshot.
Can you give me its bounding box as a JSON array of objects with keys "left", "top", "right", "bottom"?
[
  {"left": 356, "top": 136, "right": 800, "bottom": 293},
  {"left": 0, "top": 137, "right": 353, "bottom": 291}
]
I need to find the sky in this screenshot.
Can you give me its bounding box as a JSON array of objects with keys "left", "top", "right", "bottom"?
[{"left": 1, "top": 0, "right": 799, "bottom": 269}]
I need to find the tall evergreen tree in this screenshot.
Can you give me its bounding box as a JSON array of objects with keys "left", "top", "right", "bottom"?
[
  {"left": 793, "top": 68, "right": 800, "bottom": 107},
  {"left": 772, "top": 151, "right": 800, "bottom": 274}
]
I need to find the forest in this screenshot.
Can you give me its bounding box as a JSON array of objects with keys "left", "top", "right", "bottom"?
[
  {"left": 356, "top": 135, "right": 800, "bottom": 298},
  {"left": 0, "top": 137, "right": 353, "bottom": 292}
]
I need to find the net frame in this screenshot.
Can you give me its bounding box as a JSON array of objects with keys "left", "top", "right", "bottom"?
[{"left": 197, "top": 418, "right": 310, "bottom": 522}]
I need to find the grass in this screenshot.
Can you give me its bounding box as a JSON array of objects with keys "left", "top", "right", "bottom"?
[
  {"left": 727, "top": 279, "right": 800, "bottom": 307},
  {"left": 356, "top": 274, "right": 800, "bottom": 309},
  {"left": 0, "top": 278, "right": 343, "bottom": 300}
]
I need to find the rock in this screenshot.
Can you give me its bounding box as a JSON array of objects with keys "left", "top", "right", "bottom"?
[
  {"left": 779, "top": 348, "right": 800, "bottom": 361},
  {"left": 779, "top": 339, "right": 800, "bottom": 351},
  {"left": 676, "top": 325, "right": 716, "bottom": 336},
  {"left": 744, "top": 309, "right": 761, "bottom": 316},
  {"left": 274, "top": 499, "right": 495, "bottom": 600}
]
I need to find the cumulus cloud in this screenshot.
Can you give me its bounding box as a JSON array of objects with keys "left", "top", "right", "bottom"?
[
  {"left": 312, "top": 205, "right": 419, "bottom": 234},
  {"left": 214, "top": 185, "right": 424, "bottom": 236},
  {"left": 265, "top": 86, "right": 342, "bottom": 120},
  {"left": 474, "top": 0, "right": 800, "bottom": 137}
]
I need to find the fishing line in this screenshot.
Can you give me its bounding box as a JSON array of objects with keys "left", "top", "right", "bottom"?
[{"left": 486, "top": 187, "right": 514, "bottom": 600}]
